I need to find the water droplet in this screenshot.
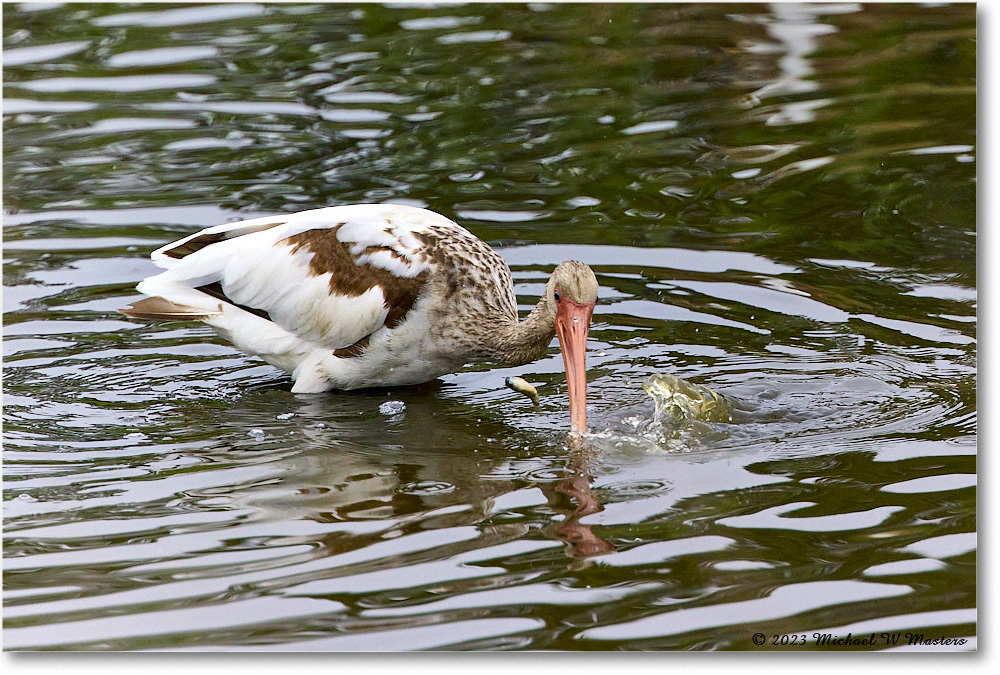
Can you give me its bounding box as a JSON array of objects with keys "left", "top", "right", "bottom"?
[
  {"left": 248, "top": 428, "right": 266, "bottom": 439},
  {"left": 314, "top": 422, "right": 327, "bottom": 429},
  {"left": 379, "top": 400, "right": 406, "bottom": 415},
  {"left": 17, "top": 493, "right": 37, "bottom": 502},
  {"left": 276, "top": 412, "right": 294, "bottom": 420}
]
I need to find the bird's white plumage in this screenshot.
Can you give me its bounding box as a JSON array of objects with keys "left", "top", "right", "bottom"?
[
  {"left": 124, "top": 207, "right": 598, "bottom": 432},
  {"left": 135, "top": 204, "right": 481, "bottom": 391}
]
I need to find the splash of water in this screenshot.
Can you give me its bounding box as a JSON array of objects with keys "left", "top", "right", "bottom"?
[
  {"left": 641, "top": 374, "right": 736, "bottom": 424},
  {"left": 584, "top": 374, "right": 737, "bottom": 455}
]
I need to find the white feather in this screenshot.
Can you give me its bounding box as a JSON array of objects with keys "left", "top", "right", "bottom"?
[
  {"left": 136, "top": 204, "right": 477, "bottom": 391},
  {"left": 310, "top": 301, "right": 463, "bottom": 390},
  {"left": 135, "top": 278, "right": 221, "bottom": 313},
  {"left": 354, "top": 249, "right": 426, "bottom": 277},
  {"left": 341, "top": 224, "right": 397, "bottom": 249}
]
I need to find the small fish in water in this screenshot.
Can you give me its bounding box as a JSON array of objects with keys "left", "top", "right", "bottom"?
[
  {"left": 642, "top": 373, "right": 734, "bottom": 423},
  {"left": 505, "top": 376, "right": 540, "bottom": 406}
]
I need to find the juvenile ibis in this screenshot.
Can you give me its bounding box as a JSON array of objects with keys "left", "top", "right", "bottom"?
[{"left": 120, "top": 204, "right": 598, "bottom": 432}]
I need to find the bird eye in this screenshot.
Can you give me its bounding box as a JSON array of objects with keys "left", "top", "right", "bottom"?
[{"left": 553, "top": 290, "right": 561, "bottom": 303}]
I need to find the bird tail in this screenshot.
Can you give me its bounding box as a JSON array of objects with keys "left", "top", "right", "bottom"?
[{"left": 118, "top": 296, "right": 221, "bottom": 321}]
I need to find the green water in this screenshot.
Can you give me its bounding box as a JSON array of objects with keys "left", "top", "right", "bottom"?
[{"left": 3, "top": 3, "right": 975, "bottom": 651}]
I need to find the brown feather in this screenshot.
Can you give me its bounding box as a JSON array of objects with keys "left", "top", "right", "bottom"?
[
  {"left": 118, "top": 296, "right": 220, "bottom": 321},
  {"left": 333, "top": 335, "right": 370, "bottom": 358},
  {"left": 161, "top": 232, "right": 226, "bottom": 259},
  {"left": 161, "top": 221, "right": 286, "bottom": 259},
  {"left": 194, "top": 281, "right": 272, "bottom": 321},
  {"left": 285, "top": 226, "right": 428, "bottom": 330}
]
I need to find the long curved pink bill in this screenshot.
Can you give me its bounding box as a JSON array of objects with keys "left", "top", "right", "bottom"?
[{"left": 555, "top": 300, "right": 595, "bottom": 435}]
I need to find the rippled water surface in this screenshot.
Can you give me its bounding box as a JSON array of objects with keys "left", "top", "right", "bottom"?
[{"left": 2, "top": 3, "right": 976, "bottom": 651}]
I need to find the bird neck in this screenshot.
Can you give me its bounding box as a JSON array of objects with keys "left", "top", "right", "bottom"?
[{"left": 483, "top": 296, "right": 556, "bottom": 366}]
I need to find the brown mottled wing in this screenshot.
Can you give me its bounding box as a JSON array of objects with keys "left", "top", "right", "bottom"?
[
  {"left": 284, "top": 228, "right": 428, "bottom": 330},
  {"left": 272, "top": 228, "right": 429, "bottom": 353},
  {"left": 130, "top": 205, "right": 451, "bottom": 354}
]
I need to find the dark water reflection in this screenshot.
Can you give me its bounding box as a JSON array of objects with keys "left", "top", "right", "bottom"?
[{"left": 3, "top": 3, "right": 975, "bottom": 650}]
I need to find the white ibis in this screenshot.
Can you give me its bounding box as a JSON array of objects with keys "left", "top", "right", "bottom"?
[{"left": 120, "top": 204, "right": 598, "bottom": 432}]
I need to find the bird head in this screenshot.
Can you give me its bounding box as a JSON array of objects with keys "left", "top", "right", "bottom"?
[{"left": 548, "top": 261, "right": 598, "bottom": 435}]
